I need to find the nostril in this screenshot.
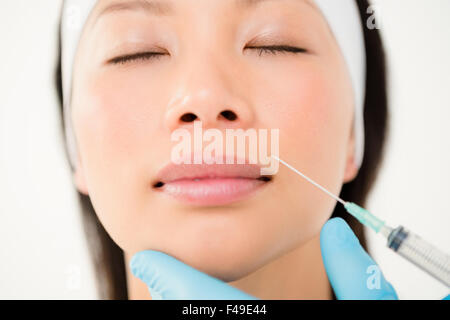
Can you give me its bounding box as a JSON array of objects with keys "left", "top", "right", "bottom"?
[
  {"left": 180, "top": 113, "right": 198, "bottom": 122},
  {"left": 153, "top": 181, "right": 164, "bottom": 188},
  {"left": 219, "top": 110, "right": 237, "bottom": 121}
]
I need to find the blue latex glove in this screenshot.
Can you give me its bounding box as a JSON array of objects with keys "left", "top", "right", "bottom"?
[
  {"left": 130, "top": 217, "right": 449, "bottom": 300},
  {"left": 320, "top": 217, "right": 398, "bottom": 300},
  {"left": 130, "top": 249, "right": 257, "bottom": 299}
]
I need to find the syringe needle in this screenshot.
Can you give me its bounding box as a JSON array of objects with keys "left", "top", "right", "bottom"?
[
  {"left": 271, "top": 155, "right": 387, "bottom": 233},
  {"left": 271, "top": 155, "right": 347, "bottom": 206}
]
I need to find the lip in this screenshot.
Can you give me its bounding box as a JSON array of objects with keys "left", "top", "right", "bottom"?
[{"left": 152, "top": 156, "right": 273, "bottom": 206}]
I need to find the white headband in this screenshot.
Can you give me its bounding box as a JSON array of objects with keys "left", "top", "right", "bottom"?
[{"left": 61, "top": 0, "right": 366, "bottom": 171}]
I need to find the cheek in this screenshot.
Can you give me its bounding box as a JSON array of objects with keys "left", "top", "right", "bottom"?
[
  {"left": 78, "top": 70, "right": 164, "bottom": 163},
  {"left": 72, "top": 70, "right": 170, "bottom": 247},
  {"left": 250, "top": 59, "right": 354, "bottom": 243},
  {"left": 255, "top": 58, "right": 353, "bottom": 177},
  {"left": 258, "top": 60, "right": 351, "bottom": 142}
]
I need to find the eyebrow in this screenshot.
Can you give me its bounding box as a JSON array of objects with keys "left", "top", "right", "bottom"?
[{"left": 93, "top": 0, "right": 314, "bottom": 24}]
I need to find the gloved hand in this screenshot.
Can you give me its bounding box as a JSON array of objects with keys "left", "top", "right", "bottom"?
[
  {"left": 320, "top": 217, "right": 398, "bottom": 299},
  {"left": 321, "top": 218, "right": 450, "bottom": 300},
  {"left": 130, "top": 217, "right": 449, "bottom": 300},
  {"left": 129, "top": 248, "right": 257, "bottom": 299}
]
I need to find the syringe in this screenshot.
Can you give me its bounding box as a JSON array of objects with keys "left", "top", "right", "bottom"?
[{"left": 272, "top": 155, "right": 450, "bottom": 288}]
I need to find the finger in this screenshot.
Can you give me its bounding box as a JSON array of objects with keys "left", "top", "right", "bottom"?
[
  {"left": 130, "top": 250, "right": 258, "bottom": 300},
  {"left": 320, "top": 217, "right": 399, "bottom": 300}
]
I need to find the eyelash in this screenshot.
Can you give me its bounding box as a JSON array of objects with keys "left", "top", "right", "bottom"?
[
  {"left": 248, "top": 45, "right": 307, "bottom": 56},
  {"left": 108, "top": 45, "right": 306, "bottom": 65}
]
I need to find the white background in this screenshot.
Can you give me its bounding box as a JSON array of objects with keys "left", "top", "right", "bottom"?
[{"left": 0, "top": 0, "right": 449, "bottom": 299}]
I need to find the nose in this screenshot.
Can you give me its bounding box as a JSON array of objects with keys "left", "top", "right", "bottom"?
[{"left": 163, "top": 65, "right": 255, "bottom": 132}]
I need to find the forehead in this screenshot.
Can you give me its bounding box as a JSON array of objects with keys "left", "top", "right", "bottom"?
[{"left": 89, "top": 0, "right": 321, "bottom": 23}]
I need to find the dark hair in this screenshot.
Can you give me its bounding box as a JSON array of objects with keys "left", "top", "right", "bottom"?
[{"left": 55, "top": 0, "right": 388, "bottom": 300}]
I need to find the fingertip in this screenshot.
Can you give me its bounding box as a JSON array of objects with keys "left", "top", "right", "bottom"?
[
  {"left": 129, "top": 251, "right": 145, "bottom": 278},
  {"left": 129, "top": 250, "right": 161, "bottom": 277},
  {"left": 320, "top": 217, "right": 359, "bottom": 247},
  {"left": 321, "top": 217, "right": 347, "bottom": 231}
]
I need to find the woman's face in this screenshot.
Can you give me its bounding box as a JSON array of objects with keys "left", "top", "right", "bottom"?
[{"left": 71, "top": 0, "right": 358, "bottom": 281}]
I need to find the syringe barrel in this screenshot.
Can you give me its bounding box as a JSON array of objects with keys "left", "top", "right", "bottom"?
[{"left": 387, "top": 226, "right": 450, "bottom": 287}]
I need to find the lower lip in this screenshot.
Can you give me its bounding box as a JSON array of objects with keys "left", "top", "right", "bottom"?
[{"left": 157, "top": 177, "right": 269, "bottom": 206}]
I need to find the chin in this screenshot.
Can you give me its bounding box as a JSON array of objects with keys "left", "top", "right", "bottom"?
[
  {"left": 184, "top": 252, "right": 264, "bottom": 282},
  {"left": 161, "top": 236, "right": 275, "bottom": 282}
]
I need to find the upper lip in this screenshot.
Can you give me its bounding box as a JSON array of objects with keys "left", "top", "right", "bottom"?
[{"left": 153, "top": 155, "right": 269, "bottom": 186}]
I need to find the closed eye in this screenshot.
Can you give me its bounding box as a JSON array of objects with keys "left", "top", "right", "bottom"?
[
  {"left": 108, "top": 52, "right": 167, "bottom": 65},
  {"left": 248, "top": 45, "right": 307, "bottom": 56}
]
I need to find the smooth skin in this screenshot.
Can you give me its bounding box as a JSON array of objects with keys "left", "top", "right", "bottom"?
[{"left": 71, "top": 0, "right": 361, "bottom": 299}]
